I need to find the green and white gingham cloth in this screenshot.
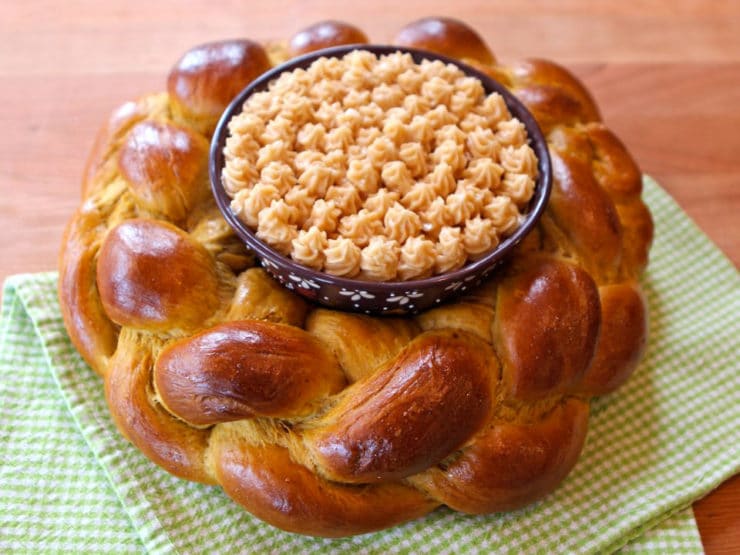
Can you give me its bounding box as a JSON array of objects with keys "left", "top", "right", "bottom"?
[{"left": 1, "top": 176, "right": 738, "bottom": 554}]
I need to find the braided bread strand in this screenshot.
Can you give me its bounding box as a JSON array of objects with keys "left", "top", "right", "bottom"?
[{"left": 58, "top": 18, "right": 652, "bottom": 537}]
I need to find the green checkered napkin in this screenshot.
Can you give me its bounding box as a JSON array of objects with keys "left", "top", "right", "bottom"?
[{"left": 1, "top": 176, "right": 738, "bottom": 554}]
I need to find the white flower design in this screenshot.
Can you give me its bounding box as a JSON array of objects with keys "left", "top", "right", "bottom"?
[
  {"left": 339, "top": 288, "right": 376, "bottom": 302},
  {"left": 444, "top": 281, "right": 464, "bottom": 292},
  {"left": 386, "top": 290, "right": 424, "bottom": 306},
  {"left": 288, "top": 273, "right": 320, "bottom": 290}
]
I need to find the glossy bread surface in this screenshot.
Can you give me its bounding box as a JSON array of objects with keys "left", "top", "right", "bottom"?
[{"left": 58, "top": 17, "right": 653, "bottom": 537}]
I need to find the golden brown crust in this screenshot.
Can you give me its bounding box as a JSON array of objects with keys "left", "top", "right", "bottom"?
[
  {"left": 227, "top": 267, "right": 309, "bottom": 326},
  {"left": 578, "top": 282, "right": 648, "bottom": 395},
  {"left": 167, "top": 39, "right": 271, "bottom": 135},
  {"left": 154, "top": 320, "right": 345, "bottom": 426},
  {"left": 82, "top": 101, "right": 149, "bottom": 198},
  {"left": 105, "top": 332, "right": 215, "bottom": 484},
  {"left": 411, "top": 399, "right": 589, "bottom": 513},
  {"left": 584, "top": 124, "right": 642, "bottom": 201},
  {"left": 58, "top": 206, "right": 118, "bottom": 375},
  {"left": 306, "top": 310, "right": 420, "bottom": 382},
  {"left": 548, "top": 143, "right": 624, "bottom": 277},
  {"left": 416, "top": 301, "right": 495, "bottom": 343},
  {"left": 212, "top": 440, "right": 438, "bottom": 537},
  {"left": 616, "top": 198, "right": 654, "bottom": 275},
  {"left": 58, "top": 18, "right": 654, "bottom": 537},
  {"left": 96, "top": 219, "right": 220, "bottom": 331},
  {"left": 494, "top": 257, "right": 601, "bottom": 399},
  {"left": 395, "top": 17, "right": 496, "bottom": 66},
  {"left": 118, "top": 120, "right": 210, "bottom": 222},
  {"left": 304, "top": 331, "right": 497, "bottom": 483},
  {"left": 507, "top": 59, "right": 601, "bottom": 133},
  {"left": 288, "top": 20, "right": 369, "bottom": 57}
]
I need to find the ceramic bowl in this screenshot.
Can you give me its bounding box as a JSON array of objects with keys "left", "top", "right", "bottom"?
[{"left": 210, "top": 44, "right": 551, "bottom": 314}]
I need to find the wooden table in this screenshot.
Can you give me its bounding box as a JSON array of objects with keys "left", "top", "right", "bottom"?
[{"left": 1, "top": 1, "right": 737, "bottom": 552}]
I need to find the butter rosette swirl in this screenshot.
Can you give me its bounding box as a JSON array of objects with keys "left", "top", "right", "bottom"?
[
  {"left": 338, "top": 209, "right": 383, "bottom": 248},
  {"left": 291, "top": 226, "right": 328, "bottom": 270},
  {"left": 231, "top": 184, "right": 280, "bottom": 227},
  {"left": 434, "top": 226, "right": 467, "bottom": 273},
  {"left": 398, "top": 236, "right": 437, "bottom": 280},
  {"left": 360, "top": 237, "right": 400, "bottom": 281},
  {"left": 384, "top": 202, "right": 422, "bottom": 244},
  {"left": 256, "top": 200, "right": 298, "bottom": 255},
  {"left": 463, "top": 216, "right": 497, "bottom": 258},
  {"left": 223, "top": 49, "right": 539, "bottom": 281},
  {"left": 324, "top": 237, "right": 361, "bottom": 277},
  {"left": 306, "top": 199, "right": 342, "bottom": 233}
]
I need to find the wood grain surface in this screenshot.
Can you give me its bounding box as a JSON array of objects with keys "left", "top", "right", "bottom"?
[{"left": 0, "top": 1, "right": 737, "bottom": 551}]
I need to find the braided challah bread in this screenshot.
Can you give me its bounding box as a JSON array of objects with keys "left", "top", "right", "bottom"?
[{"left": 59, "top": 17, "right": 653, "bottom": 537}]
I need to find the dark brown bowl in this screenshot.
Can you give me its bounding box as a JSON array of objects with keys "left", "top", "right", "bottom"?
[{"left": 210, "top": 44, "right": 551, "bottom": 315}]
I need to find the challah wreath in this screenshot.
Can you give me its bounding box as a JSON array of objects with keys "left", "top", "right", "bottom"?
[{"left": 59, "top": 17, "right": 653, "bottom": 537}]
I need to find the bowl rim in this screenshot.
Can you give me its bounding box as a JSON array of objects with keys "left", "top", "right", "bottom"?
[{"left": 209, "top": 43, "right": 552, "bottom": 292}]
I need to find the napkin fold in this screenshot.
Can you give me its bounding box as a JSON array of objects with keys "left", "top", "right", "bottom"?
[{"left": 1, "top": 177, "right": 738, "bottom": 554}]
